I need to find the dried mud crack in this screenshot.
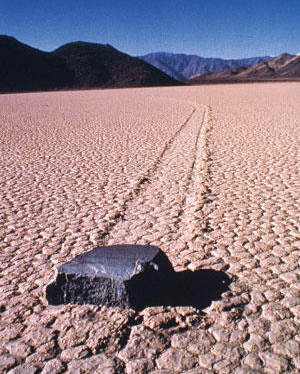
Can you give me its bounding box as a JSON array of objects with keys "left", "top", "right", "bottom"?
[{"left": 1, "top": 84, "right": 299, "bottom": 373}]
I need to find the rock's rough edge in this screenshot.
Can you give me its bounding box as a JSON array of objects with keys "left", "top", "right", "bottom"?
[{"left": 45, "top": 246, "right": 175, "bottom": 309}]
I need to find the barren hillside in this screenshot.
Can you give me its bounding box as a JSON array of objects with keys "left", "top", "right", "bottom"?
[
  {"left": 190, "top": 53, "right": 300, "bottom": 82},
  {"left": 0, "top": 36, "right": 179, "bottom": 93}
]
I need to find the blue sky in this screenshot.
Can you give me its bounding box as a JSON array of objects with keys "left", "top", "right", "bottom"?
[{"left": 1, "top": 0, "right": 300, "bottom": 58}]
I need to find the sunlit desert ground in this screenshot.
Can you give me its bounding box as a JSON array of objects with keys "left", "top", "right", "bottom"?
[{"left": 0, "top": 83, "right": 299, "bottom": 373}]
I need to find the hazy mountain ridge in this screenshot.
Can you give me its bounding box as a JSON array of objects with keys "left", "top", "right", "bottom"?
[
  {"left": 0, "top": 36, "right": 179, "bottom": 93},
  {"left": 189, "top": 53, "right": 300, "bottom": 82},
  {"left": 138, "top": 52, "right": 271, "bottom": 80}
]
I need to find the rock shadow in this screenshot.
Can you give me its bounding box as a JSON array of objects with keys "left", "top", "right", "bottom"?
[
  {"left": 127, "top": 267, "right": 231, "bottom": 311},
  {"left": 46, "top": 243, "right": 231, "bottom": 312}
]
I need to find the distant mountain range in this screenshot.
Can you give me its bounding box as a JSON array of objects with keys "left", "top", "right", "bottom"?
[
  {"left": 1, "top": 35, "right": 300, "bottom": 93},
  {"left": 138, "top": 52, "right": 271, "bottom": 80},
  {"left": 0, "top": 36, "right": 178, "bottom": 93},
  {"left": 189, "top": 53, "right": 300, "bottom": 83}
]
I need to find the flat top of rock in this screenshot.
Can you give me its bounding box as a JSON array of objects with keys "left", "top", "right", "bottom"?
[{"left": 58, "top": 245, "right": 161, "bottom": 281}]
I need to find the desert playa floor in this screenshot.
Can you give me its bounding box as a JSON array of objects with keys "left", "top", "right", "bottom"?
[{"left": 0, "top": 83, "right": 299, "bottom": 373}]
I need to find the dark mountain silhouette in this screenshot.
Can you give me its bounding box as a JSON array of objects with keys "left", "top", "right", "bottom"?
[
  {"left": 189, "top": 53, "right": 300, "bottom": 83},
  {"left": 0, "top": 36, "right": 179, "bottom": 93},
  {"left": 53, "top": 41, "right": 179, "bottom": 88},
  {"left": 0, "top": 35, "right": 74, "bottom": 92},
  {"left": 138, "top": 52, "right": 271, "bottom": 80}
]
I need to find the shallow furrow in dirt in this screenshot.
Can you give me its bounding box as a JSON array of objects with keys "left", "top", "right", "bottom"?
[
  {"left": 98, "top": 107, "right": 197, "bottom": 245},
  {"left": 105, "top": 106, "right": 206, "bottom": 268}
]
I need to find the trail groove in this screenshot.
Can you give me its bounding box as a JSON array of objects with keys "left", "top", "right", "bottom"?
[
  {"left": 105, "top": 104, "right": 207, "bottom": 270},
  {"left": 99, "top": 106, "right": 197, "bottom": 245}
]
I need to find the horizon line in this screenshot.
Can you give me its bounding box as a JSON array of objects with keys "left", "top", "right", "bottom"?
[{"left": 1, "top": 34, "right": 297, "bottom": 61}]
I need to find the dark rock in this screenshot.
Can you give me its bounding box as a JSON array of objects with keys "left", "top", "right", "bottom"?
[{"left": 46, "top": 245, "right": 174, "bottom": 309}]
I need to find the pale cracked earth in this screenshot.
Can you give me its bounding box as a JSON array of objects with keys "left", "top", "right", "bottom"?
[{"left": 0, "top": 83, "right": 299, "bottom": 373}]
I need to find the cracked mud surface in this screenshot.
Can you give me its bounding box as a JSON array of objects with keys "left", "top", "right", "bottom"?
[{"left": 0, "top": 83, "right": 299, "bottom": 373}]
